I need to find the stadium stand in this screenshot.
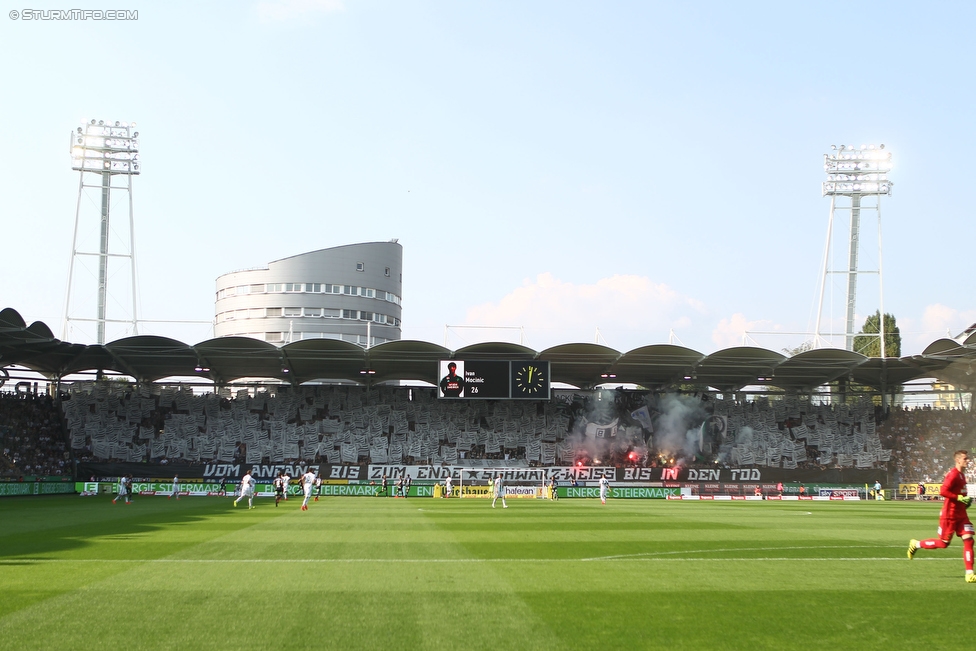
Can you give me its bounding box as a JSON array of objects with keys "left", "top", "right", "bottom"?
[
  {"left": 61, "top": 382, "right": 897, "bottom": 471},
  {"left": 0, "top": 378, "right": 959, "bottom": 484},
  {"left": 0, "top": 392, "right": 70, "bottom": 478},
  {"left": 880, "top": 407, "right": 976, "bottom": 482}
]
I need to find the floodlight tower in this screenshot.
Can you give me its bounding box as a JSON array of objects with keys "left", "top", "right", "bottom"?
[
  {"left": 815, "top": 144, "right": 893, "bottom": 355},
  {"left": 62, "top": 119, "right": 141, "bottom": 344}
]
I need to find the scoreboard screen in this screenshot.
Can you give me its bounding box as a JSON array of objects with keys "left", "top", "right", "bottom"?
[{"left": 437, "top": 360, "right": 550, "bottom": 400}]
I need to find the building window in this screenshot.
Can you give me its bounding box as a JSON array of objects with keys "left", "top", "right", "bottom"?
[
  {"left": 342, "top": 309, "right": 357, "bottom": 319},
  {"left": 283, "top": 307, "right": 302, "bottom": 317},
  {"left": 266, "top": 332, "right": 284, "bottom": 343},
  {"left": 323, "top": 308, "right": 341, "bottom": 318},
  {"left": 266, "top": 283, "right": 282, "bottom": 293},
  {"left": 266, "top": 308, "right": 282, "bottom": 318},
  {"left": 384, "top": 267, "right": 391, "bottom": 277},
  {"left": 304, "top": 307, "right": 322, "bottom": 317},
  {"left": 359, "top": 312, "right": 373, "bottom": 321},
  {"left": 306, "top": 283, "right": 322, "bottom": 293},
  {"left": 356, "top": 262, "right": 365, "bottom": 272}
]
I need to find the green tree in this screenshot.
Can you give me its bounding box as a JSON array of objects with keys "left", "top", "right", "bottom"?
[
  {"left": 853, "top": 311, "right": 901, "bottom": 357},
  {"left": 782, "top": 341, "right": 815, "bottom": 356}
]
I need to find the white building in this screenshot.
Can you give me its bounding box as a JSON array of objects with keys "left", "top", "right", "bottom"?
[{"left": 214, "top": 241, "right": 402, "bottom": 347}]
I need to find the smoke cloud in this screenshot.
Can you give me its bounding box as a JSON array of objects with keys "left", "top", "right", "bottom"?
[{"left": 651, "top": 394, "right": 710, "bottom": 465}]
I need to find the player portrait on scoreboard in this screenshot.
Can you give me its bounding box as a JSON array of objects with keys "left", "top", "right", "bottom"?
[{"left": 438, "top": 361, "right": 465, "bottom": 398}]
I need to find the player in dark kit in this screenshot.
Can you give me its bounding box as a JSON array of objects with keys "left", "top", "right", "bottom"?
[
  {"left": 439, "top": 362, "right": 465, "bottom": 397},
  {"left": 274, "top": 473, "right": 285, "bottom": 507},
  {"left": 908, "top": 450, "right": 976, "bottom": 583}
]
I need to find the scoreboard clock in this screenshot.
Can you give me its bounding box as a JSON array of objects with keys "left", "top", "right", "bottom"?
[{"left": 511, "top": 361, "right": 550, "bottom": 399}]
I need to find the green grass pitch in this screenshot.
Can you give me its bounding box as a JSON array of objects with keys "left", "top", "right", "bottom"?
[{"left": 0, "top": 494, "right": 968, "bottom": 650}]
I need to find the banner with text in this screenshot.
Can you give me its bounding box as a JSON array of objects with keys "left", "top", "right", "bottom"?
[
  {"left": 76, "top": 461, "right": 887, "bottom": 486},
  {"left": 0, "top": 482, "right": 76, "bottom": 497}
]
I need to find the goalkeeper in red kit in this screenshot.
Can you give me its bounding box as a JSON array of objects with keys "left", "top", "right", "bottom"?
[{"left": 908, "top": 450, "right": 976, "bottom": 583}]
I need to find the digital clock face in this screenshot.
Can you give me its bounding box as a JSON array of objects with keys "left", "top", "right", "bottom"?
[{"left": 511, "top": 362, "right": 549, "bottom": 398}]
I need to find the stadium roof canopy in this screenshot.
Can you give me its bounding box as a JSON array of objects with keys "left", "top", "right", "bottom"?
[{"left": 2, "top": 307, "right": 975, "bottom": 392}]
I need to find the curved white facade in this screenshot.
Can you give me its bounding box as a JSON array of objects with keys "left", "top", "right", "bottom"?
[{"left": 214, "top": 241, "right": 402, "bottom": 347}]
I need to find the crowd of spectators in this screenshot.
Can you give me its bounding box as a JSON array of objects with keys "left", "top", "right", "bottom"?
[
  {"left": 62, "top": 382, "right": 901, "bottom": 473},
  {"left": 881, "top": 406, "right": 976, "bottom": 482},
  {"left": 0, "top": 392, "right": 71, "bottom": 478}
]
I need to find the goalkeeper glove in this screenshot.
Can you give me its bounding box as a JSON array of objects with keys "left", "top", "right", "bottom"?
[{"left": 957, "top": 495, "right": 973, "bottom": 508}]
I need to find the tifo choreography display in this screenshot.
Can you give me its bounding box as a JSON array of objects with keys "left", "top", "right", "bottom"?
[{"left": 60, "top": 383, "right": 906, "bottom": 478}]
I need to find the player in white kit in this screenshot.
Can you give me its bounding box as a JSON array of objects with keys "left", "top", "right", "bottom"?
[
  {"left": 112, "top": 476, "right": 129, "bottom": 504},
  {"left": 300, "top": 469, "right": 317, "bottom": 511},
  {"left": 491, "top": 473, "right": 507, "bottom": 509},
  {"left": 281, "top": 473, "right": 290, "bottom": 501},
  {"left": 233, "top": 471, "right": 256, "bottom": 509},
  {"left": 169, "top": 475, "right": 180, "bottom": 500},
  {"left": 599, "top": 476, "right": 610, "bottom": 504}
]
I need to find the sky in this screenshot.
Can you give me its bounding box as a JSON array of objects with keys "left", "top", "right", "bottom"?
[{"left": 1, "top": 1, "right": 974, "bottom": 357}]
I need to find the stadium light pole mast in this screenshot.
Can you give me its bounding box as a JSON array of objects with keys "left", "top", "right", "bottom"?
[
  {"left": 815, "top": 144, "right": 892, "bottom": 355},
  {"left": 62, "top": 119, "right": 141, "bottom": 344}
]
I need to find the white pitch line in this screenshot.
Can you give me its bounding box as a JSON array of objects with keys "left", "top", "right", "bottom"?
[{"left": 580, "top": 544, "right": 899, "bottom": 561}]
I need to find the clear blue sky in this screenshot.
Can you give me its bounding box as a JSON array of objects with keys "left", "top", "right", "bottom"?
[{"left": 1, "top": 1, "right": 973, "bottom": 356}]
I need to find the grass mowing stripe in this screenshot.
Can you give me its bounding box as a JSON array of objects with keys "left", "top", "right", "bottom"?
[
  {"left": 0, "top": 556, "right": 952, "bottom": 564},
  {"left": 0, "top": 543, "right": 913, "bottom": 564}
]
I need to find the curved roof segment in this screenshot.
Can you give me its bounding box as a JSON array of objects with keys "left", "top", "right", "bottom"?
[
  {"left": 365, "top": 340, "right": 450, "bottom": 386},
  {"left": 611, "top": 344, "right": 705, "bottom": 388},
  {"left": 278, "top": 339, "right": 367, "bottom": 385},
  {"left": 2, "top": 307, "right": 975, "bottom": 392},
  {"left": 772, "top": 349, "right": 865, "bottom": 390},
  {"left": 538, "top": 343, "right": 621, "bottom": 389},
  {"left": 692, "top": 347, "right": 787, "bottom": 391}
]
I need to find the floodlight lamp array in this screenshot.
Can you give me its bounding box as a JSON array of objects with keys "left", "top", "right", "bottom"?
[
  {"left": 70, "top": 119, "right": 140, "bottom": 174},
  {"left": 822, "top": 144, "right": 891, "bottom": 196}
]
